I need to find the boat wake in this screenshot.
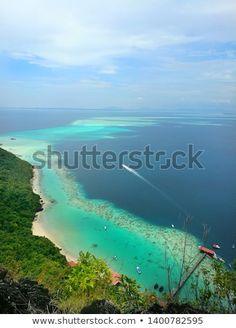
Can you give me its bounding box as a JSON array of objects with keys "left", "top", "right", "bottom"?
[{"left": 122, "top": 164, "right": 188, "bottom": 216}]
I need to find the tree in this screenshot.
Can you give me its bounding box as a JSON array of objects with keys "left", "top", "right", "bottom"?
[
  {"left": 63, "top": 251, "right": 111, "bottom": 298},
  {"left": 109, "top": 274, "right": 145, "bottom": 313},
  {"left": 211, "top": 260, "right": 236, "bottom": 313}
]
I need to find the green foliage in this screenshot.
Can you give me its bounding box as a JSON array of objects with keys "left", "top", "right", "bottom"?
[
  {"left": 57, "top": 251, "right": 111, "bottom": 312},
  {"left": 190, "top": 260, "right": 236, "bottom": 313},
  {"left": 57, "top": 251, "right": 155, "bottom": 313},
  {"left": 0, "top": 148, "right": 67, "bottom": 292},
  {"left": 211, "top": 260, "right": 236, "bottom": 313},
  {"left": 108, "top": 274, "right": 147, "bottom": 313},
  {"left": 64, "top": 251, "right": 111, "bottom": 297}
]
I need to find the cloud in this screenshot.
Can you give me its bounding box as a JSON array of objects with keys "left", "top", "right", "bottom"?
[
  {"left": 0, "top": 0, "right": 235, "bottom": 68},
  {"left": 0, "top": 0, "right": 236, "bottom": 110},
  {"left": 98, "top": 65, "right": 118, "bottom": 75},
  {"left": 203, "top": 69, "right": 235, "bottom": 81}
]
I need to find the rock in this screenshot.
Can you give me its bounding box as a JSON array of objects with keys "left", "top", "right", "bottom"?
[
  {"left": 159, "top": 286, "right": 164, "bottom": 292},
  {"left": 0, "top": 268, "right": 7, "bottom": 280},
  {"left": 0, "top": 269, "right": 57, "bottom": 314},
  {"left": 154, "top": 283, "right": 159, "bottom": 290},
  {"left": 80, "top": 300, "right": 120, "bottom": 314},
  {"left": 165, "top": 303, "right": 208, "bottom": 314},
  {"left": 146, "top": 302, "right": 206, "bottom": 314},
  {"left": 146, "top": 302, "right": 164, "bottom": 314}
]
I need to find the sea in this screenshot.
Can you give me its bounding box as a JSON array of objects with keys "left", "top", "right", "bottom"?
[{"left": 0, "top": 108, "right": 235, "bottom": 296}]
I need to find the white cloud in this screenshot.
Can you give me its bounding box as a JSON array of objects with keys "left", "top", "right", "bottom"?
[
  {"left": 98, "top": 65, "right": 118, "bottom": 75},
  {"left": 0, "top": 0, "right": 235, "bottom": 68},
  {"left": 203, "top": 70, "right": 235, "bottom": 81},
  {"left": 0, "top": 0, "right": 236, "bottom": 109}
]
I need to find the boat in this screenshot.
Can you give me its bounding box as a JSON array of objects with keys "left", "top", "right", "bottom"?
[
  {"left": 171, "top": 224, "right": 175, "bottom": 228},
  {"left": 232, "top": 244, "right": 235, "bottom": 249},
  {"left": 136, "top": 266, "right": 142, "bottom": 274},
  {"left": 212, "top": 244, "right": 221, "bottom": 249},
  {"left": 198, "top": 246, "right": 215, "bottom": 257}
]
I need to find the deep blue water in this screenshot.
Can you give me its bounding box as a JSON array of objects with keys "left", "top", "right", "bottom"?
[{"left": 1, "top": 108, "right": 236, "bottom": 263}]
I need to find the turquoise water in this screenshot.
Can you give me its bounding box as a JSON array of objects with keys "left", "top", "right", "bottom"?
[
  {"left": 0, "top": 114, "right": 220, "bottom": 296},
  {"left": 39, "top": 164, "right": 205, "bottom": 295}
]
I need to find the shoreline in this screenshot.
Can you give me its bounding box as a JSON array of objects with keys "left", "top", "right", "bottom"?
[
  {"left": 30, "top": 163, "right": 214, "bottom": 293},
  {"left": 2, "top": 141, "right": 215, "bottom": 293},
  {"left": 31, "top": 166, "right": 77, "bottom": 262}
]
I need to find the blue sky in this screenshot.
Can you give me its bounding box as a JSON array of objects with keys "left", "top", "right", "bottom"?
[{"left": 0, "top": 0, "right": 236, "bottom": 111}]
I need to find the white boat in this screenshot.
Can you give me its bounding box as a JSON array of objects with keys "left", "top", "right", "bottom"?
[
  {"left": 232, "top": 244, "right": 235, "bottom": 249},
  {"left": 136, "top": 266, "right": 142, "bottom": 274},
  {"left": 212, "top": 244, "right": 221, "bottom": 249}
]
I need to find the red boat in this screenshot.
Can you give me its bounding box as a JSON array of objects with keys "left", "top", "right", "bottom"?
[
  {"left": 212, "top": 244, "right": 221, "bottom": 249},
  {"left": 198, "top": 246, "right": 216, "bottom": 257}
]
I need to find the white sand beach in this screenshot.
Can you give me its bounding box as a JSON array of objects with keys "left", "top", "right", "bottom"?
[{"left": 31, "top": 166, "right": 77, "bottom": 262}]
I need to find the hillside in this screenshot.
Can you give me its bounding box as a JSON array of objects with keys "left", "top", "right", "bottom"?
[{"left": 0, "top": 147, "right": 68, "bottom": 291}]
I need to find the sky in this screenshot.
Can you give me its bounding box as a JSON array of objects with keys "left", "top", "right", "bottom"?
[{"left": 0, "top": 0, "right": 236, "bottom": 111}]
